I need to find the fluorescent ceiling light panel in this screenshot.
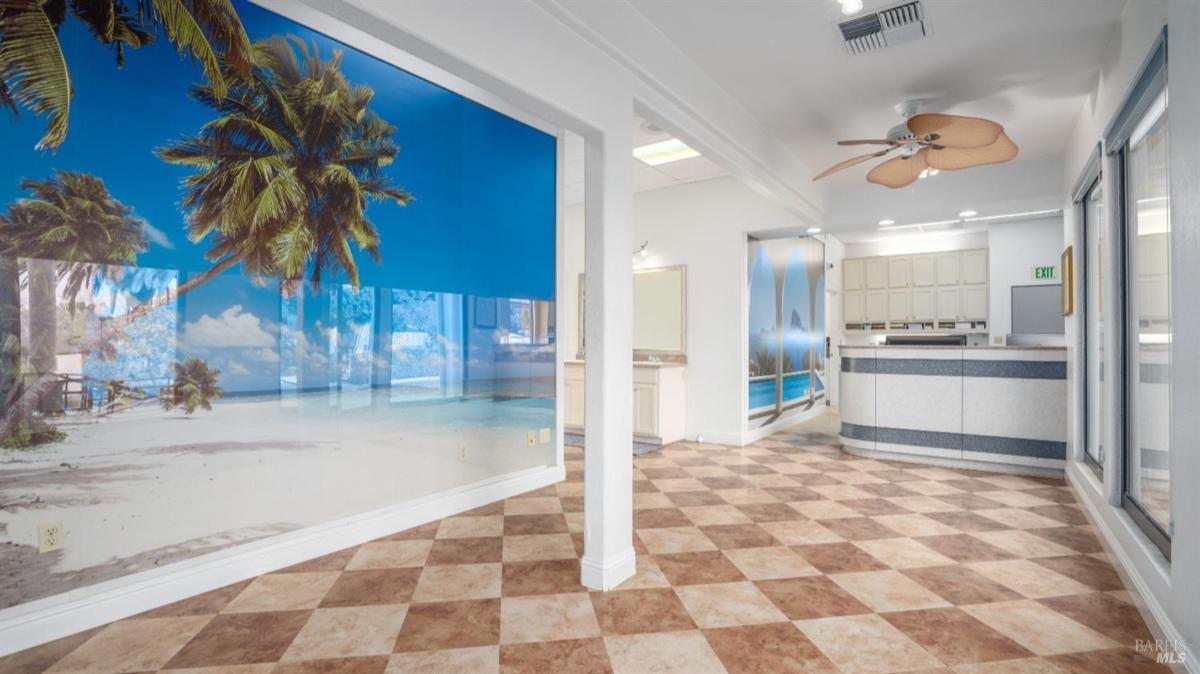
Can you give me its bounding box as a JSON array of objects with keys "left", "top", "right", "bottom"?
[
  {"left": 633, "top": 138, "right": 700, "bottom": 166},
  {"left": 963, "top": 208, "right": 1061, "bottom": 223},
  {"left": 958, "top": 210, "right": 978, "bottom": 217},
  {"left": 878, "top": 219, "right": 895, "bottom": 226},
  {"left": 807, "top": 227, "right": 822, "bottom": 234},
  {"left": 879, "top": 219, "right": 961, "bottom": 231}
]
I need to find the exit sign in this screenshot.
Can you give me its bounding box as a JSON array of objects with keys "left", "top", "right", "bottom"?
[{"left": 1032, "top": 265, "right": 1057, "bottom": 280}]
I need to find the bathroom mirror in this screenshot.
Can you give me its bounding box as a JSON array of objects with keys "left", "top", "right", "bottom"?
[{"left": 577, "top": 265, "right": 687, "bottom": 358}]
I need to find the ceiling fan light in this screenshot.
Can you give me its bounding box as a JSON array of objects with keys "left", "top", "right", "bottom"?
[
  {"left": 839, "top": 0, "right": 863, "bottom": 15},
  {"left": 807, "top": 227, "right": 822, "bottom": 234},
  {"left": 958, "top": 210, "right": 977, "bottom": 217},
  {"left": 878, "top": 219, "right": 895, "bottom": 226}
]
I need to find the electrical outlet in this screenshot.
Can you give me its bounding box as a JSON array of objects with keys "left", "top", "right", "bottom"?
[
  {"left": 38, "top": 522, "right": 64, "bottom": 553},
  {"left": 527, "top": 430, "right": 536, "bottom": 447},
  {"left": 539, "top": 428, "right": 551, "bottom": 443}
]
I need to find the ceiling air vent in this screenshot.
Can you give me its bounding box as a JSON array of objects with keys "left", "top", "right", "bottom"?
[{"left": 837, "top": 1, "right": 927, "bottom": 55}]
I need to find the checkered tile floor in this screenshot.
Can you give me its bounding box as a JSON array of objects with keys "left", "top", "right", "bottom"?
[{"left": 3, "top": 418, "right": 1168, "bottom": 673}]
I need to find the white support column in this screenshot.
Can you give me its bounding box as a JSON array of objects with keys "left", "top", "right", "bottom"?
[{"left": 581, "top": 113, "right": 636, "bottom": 590}]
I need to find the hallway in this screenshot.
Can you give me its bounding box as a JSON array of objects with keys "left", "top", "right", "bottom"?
[{"left": 3, "top": 414, "right": 1164, "bottom": 673}]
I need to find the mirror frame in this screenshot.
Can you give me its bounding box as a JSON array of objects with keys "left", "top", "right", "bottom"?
[{"left": 576, "top": 265, "right": 687, "bottom": 360}]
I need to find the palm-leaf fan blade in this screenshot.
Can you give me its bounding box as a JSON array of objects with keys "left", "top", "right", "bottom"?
[
  {"left": 836, "top": 139, "right": 900, "bottom": 146},
  {"left": 867, "top": 148, "right": 929, "bottom": 189},
  {"left": 812, "top": 146, "right": 898, "bottom": 182},
  {"left": 0, "top": 0, "right": 72, "bottom": 149},
  {"left": 906, "top": 113, "right": 1002, "bottom": 148},
  {"left": 925, "top": 132, "right": 1018, "bottom": 171}
]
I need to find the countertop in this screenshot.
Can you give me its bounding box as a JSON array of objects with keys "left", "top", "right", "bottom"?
[
  {"left": 564, "top": 359, "right": 686, "bottom": 367},
  {"left": 840, "top": 345, "right": 1066, "bottom": 351}
]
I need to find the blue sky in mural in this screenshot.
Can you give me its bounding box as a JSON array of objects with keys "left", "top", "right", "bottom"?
[{"left": 1, "top": 0, "right": 556, "bottom": 395}]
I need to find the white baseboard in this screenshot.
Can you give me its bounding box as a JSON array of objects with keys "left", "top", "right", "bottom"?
[
  {"left": 0, "top": 463, "right": 564, "bottom": 657},
  {"left": 1065, "top": 463, "right": 1197, "bottom": 673},
  {"left": 580, "top": 547, "right": 636, "bottom": 591}
]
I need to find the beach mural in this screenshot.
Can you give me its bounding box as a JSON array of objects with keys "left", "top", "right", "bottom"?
[
  {"left": 747, "top": 236, "right": 824, "bottom": 428},
  {"left": 0, "top": 1, "right": 556, "bottom": 607}
]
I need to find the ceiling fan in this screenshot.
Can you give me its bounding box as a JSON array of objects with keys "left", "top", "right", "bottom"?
[{"left": 812, "top": 112, "right": 1018, "bottom": 188}]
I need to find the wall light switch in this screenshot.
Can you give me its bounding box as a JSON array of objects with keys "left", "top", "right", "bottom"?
[
  {"left": 527, "top": 430, "right": 537, "bottom": 447},
  {"left": 539, "top": 428, "right": 551, "bottom": 443}
]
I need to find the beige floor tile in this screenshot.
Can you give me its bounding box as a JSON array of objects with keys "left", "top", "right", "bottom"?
[
  {"left": 347, "top": 540, "right": 433, "bottom": 570},
  {"left": 810, "top": 484, "right": 876, "bottom": 501},
  {"left": 790, "top": 500, "right": 863, "bottom": 520},
  {"left": 979, "top": 490, "right": 1058, "bottom": 508},
  {"left": 967, "top": 560, "right": 1093, "bottom": 598},
  {"left": 636, "top": 526, "right": 717, "bottom": 554},
  {"left": 674, "top": 581, "right": 788, "bottom": 628},
  {"left": 612, "top": 554, "right": 672, "bottom": 590},
  {"left": 686, "top": 465, "right": 737, "bottom": 478},
  {"left": 760, "top": 519, "right": 844, "bottom": 545},
  {"left": 903, "top": 480, "right": 967, "bottom": 496},
  {"left": 604, "top": 631, "right": 725, "bottom": 674},
  {"left": 653, "top": 478, "right": 707, "bottom": 492},
  {"left": 222, "top": 572, "right": 339, "bottom": 613},
  {"left": 46, "top": 616, "right": 211, "bottom": 674},
  {"left": 500, "top": 593, "right": 602, "bottom": 644},
  {"left": 872, "top": 514, "right": 961, "bottom": 538},
  {"left": 971, "top": 530, "right": 1075, "bottom": 559},
  {"left": 556, "top": 481, "right": 583, "bottom": 498},
  {"left": 504, "top": 497, "right": 563, "bottom": 515},
  {"left": 386, "top": 646, "right": 499, "bottom": 673},
  {"left": 716, "top": 488, "right": 779, "bottom": 505},
  {"left": 830, "top": 471, "right": 886, "bottom": 485},
  {"left": 722, "top": 546, "right": 820, "bottom": 580},
  {"left": 952, "top": 657, "right": 1070, "bottom": 673},
  {"left": 281, "top": 605, "right": 408, "bottom": 660},
  {"left": 906, "top": 467, "right": 965, "bottom": 481},
  {"left": 436, "top": 516, "right": 505, "bottom": 539},
  {"left": 412, "top": 563, "right": 502, "bottom": 602},
  {"left": 633, "top": 492, "right": 676, "bottom": 510},
  {"left": 829, "top": 570, "right": 952, "bottom": 612},
  {"left": 680, "top": 504, "right": 753, "bottom": 526},
  {"left": 565, "top": 511, "right": 584, "bottom": 533},
  {"left": 854, "top": 538, "right": 957, "bottom": 569},
  {"left": 772, "top": 462, "right": 819, "bottom": 475},
  {"left": 502, "top": 533, "right": 577, "bottom": 562},
  {"left": 962, "top": 600, "right": 1119, "bottom": 655},
  {"left": 974, "top": 508, "right": 1064, "bottom": 530},
  {"left": 795, "top": 613, "right": 943, "bottom": 674},
  {"left": 886, "top": 496, "right": 962, "bottom": 514}
]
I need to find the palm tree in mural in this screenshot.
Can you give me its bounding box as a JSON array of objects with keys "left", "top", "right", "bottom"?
[
  {"left": 159, "top": 357, "right": 222, "bottom": 414},
  {"left": 0, "top": 0, "right": 252, "bottom": 150},
  {"left": 0, "top": 171, "right": 147, "bottom": 420}
]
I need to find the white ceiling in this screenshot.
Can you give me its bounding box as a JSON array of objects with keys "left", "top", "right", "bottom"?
[
  {"left": 562, "top": 115, "right": 728, "bottom": 205},
  {"left": 624, "top": 0, "right": 1124, "bottom": 190}
]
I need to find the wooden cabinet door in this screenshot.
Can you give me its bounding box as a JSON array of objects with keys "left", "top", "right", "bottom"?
[
  {"left": 564, "top": 378, "right": 585, "bottom": 427},
  {"left": 844, "top": 290, "right": 864, "bottom": 323},
  {"left": 937, "top": 252, "right": 961, "bottom": 286},
  {"left": 632, "top": 383, "right": 658, "bottom": 436},
  {"left": 887, "top": 290, "right": 911, "bottom": 321},
  {"left": 962, "top": 285, "right": 988, "bottom": 320},
  {"left": 937, "top": 287, "right": 961, "bottom": 320},
  {"left": 888, "top": 256, "right": 910, "bottom": 288},
  {"left": 911, "top": 254, "right": 936, "bottom": 287},
  {"left": 865, "top": 291, "right": 888, "bottom": 322},
  {"left": 911, "top": 288, "right": 935, "bottom": 320},
  {"left": 865, "top": 258, "right": 887, "bottom": 289},
  {"left": 962, "top": 249, "right": 988, "bottom": 284},
  {"left": 843, "top": 258, "right": 864, "bottom": 291}
]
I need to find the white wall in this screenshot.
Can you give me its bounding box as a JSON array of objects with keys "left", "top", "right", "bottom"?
[
  {"left": 987, "top": 216, "right": 1065, "bottom": 342},
  {"left": 823, "top": 234, "right": 844, "bottom": 407},
  {"left": 565, "top": 175, "right": 811, "bottom": 445}
]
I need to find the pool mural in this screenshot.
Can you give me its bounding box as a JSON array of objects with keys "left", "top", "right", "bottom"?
[
  {"left": 747, "top": 236, "right": 825, "bottom": 428},
  {"left": 0, "top": 0, "right": 556, "bottom": 608}
]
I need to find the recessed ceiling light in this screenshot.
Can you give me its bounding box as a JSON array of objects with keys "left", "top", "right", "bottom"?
[
  {"left": 633, "top": 138, "right": 700, "bottom": 166},
  {"left": 839, "top": 0, "right": 864, "bottom": 15},
  {"left": 807, "top": 227, "right": 822, "bottom": 234},
  {"left": 878, "top": 219, "right": 895, "bottom": 226},
  {"left": 958, "top": 210, "right": 977, "bottom": 217}
]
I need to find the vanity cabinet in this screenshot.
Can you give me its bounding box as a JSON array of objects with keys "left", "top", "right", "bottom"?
[
  {"left": 564, "top": 361, "right": 687, "bottom": 445},
  {"left": 845, "top": 248, "right": 989, "bottom": 332}
]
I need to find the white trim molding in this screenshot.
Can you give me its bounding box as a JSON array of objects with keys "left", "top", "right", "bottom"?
[
  {"left": 580, "top": 547, "right": 636, "bottom": 591},
  {"left": 0, "top": 464, "right": 563, "bottom": 657}
]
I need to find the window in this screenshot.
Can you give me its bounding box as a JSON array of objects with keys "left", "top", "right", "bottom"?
[{"left": 1083, "top": 176, "right": 1106, "bottom": 473}]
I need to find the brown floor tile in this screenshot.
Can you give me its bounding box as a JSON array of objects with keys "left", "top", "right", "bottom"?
[
  {"left": 589, "top": 588, "right": 696, "bottom": 635},
  {"left": 927, "top": 510, "right": 1014, "bottom": 533},
  {"left": 901, "top": 565, "right": 1023, "bottom": 605},
  {"left": 426, "top": 536, "right": 504, "bottom": 565},
  {"left": 462, "top": 501, "right": 508, "bottom": 516},
  {"left": 1028, "top": 526, "right": 1104, "bottom": 553},
  {"left": 700, "top": 475, "right": 755, "bottom": 490},
  {"left": 631, "top": 479, "right": 660, "bottom": 493},
  {"left": 916, "top": 534, "right": 1016, "bottom": 563},
  {"left": 1045, "top": 647, "right": 1174, "bottom": 673},
  {"left": 941, "top": 478, "right": 1005, "bottom": 493},
  {"left": 762, "top": 486, "right": 824, "bottom": 502},
  {"left": 643, "top": 467, "right": 692, "bottom": 480},
  {"left": 634, "top": 507, "right": 693, "bottom": 529},
  {"left": 702, "top": 622, "right": 839, "bottom": 674},
  {"left": 1023, "top": 486, "right": 1078, "bottom": 505},
  {"left": 819, "top": 516, "right": 902, "bottom": 541},
  {"left": 274, "top": 655, "right": 389, "bottom": 673},
  {"left": 500, "top": 638, "right": 612, "bottom": 673},
  {"left": 934, "top": 493, "right": 1005, "bottom": 511},
  {"left": 856, "top": 482, "right": 919, "bottom": 497},
  {"left": 393, "top": 599, "right": 502, "bottom": 652},
  {"left": 504, "top": 514, "right": 569, "bottom": 535},
  {"left": 793, "top": 542, "right": 889, "bottom": 573},
  {"left": 164, "top": 610, "right": 311, "bottom": 668},
  {"left": 788, "top": 472, "right": 845, "bottom": 486},
  {"left": 139, "top": 580, "right": 253, "bottom": 618},
  {"left": 560, "top": 496, "right": 584, "bottom": 512},
  {"left": 320, "top": 568, "right": 421, "bottom": 607},
  {"left": 734, "top": 502, "right": 803, "bottom": 522},
  {"left": 1033, "top": 555, "right": 1124, "bottom": 591},
  {"left": 755, "top": 576, "right": 871, "bottom": 620},
  {"left": 0, "top": 627, "right": 102, "bottom": 674},
  {"left": 1026, "top": 504, "right": 1090, "bottom": 526},
  {"left": 884, "top": 607, "right": 1034, "bottom": 664},
  {"left": 1038, "top": 592, "right": 1153, "bottom": 643},
  {"left": 698, "top": 524, "right": 778, "bottom": 549},
  {"left": 502, "top": 559, "right": 587, "bottom": 596},
  {"left": 653, "top": 550, "right": 746, "bottom": 585},
  {"left": 840, "top": 498, "right": 911, "bottom": 516},
  {"left": 382, "top": 521, "right": 441, "bottom": 540},
  {"left": 665, "top": 490, "right": 727, "bottom": 506},
  {"left": 726, "top": 464, "right": 775, "bottom": 476}
]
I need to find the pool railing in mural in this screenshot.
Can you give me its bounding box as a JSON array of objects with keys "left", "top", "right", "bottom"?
[{"left": 0, "top": 0, "right": 556, "bottom": 609}]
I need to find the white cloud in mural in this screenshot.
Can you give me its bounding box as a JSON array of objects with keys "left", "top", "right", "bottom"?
[
  {"left": 182, "top": 305, "right": 275, "bottom": 349},
  {"left": 141, "top": 221, "right": 175, "bottom": 250},
  {"left": 224, "top": 361, "right": 251, "bottom": 376}
]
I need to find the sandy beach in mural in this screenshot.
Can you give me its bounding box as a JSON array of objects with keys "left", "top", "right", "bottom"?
[{"left": 0, "top": 393, "right": 554, "bottom": 607}]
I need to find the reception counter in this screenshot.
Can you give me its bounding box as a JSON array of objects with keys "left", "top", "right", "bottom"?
[{"left": 839, "top": 345, "right": 1067, "bottom": 473}]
